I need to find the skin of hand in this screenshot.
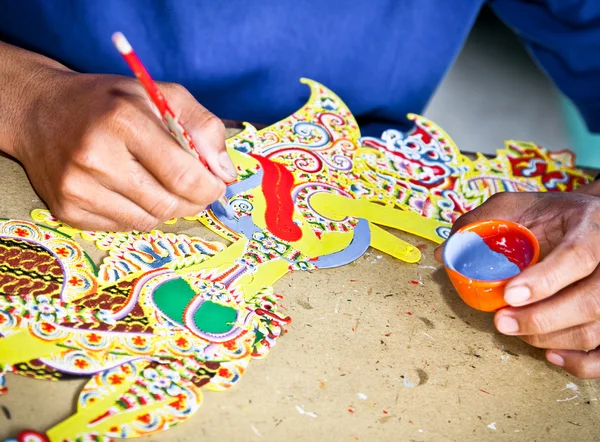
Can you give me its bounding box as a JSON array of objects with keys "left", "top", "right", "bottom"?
[
  {"left": 0, "top": 43, "right": 236, "bottom": 232},
  {"left": 434, "top": 190, "right": 600, "bottom": 379}
]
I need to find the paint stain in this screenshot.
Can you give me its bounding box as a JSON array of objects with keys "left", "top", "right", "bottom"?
[
  {"left": 349, "top": 279, "right": 357, "bottom": 283},
  {"left": 379, "top": 415, "right": 394, "bottom": 424},
  {"left": 383, "top": 410, "right": 389, "bottom": 415},
  {"left": 418, "top": 317, "right": 435, "bottom": 329},
  {"left": 479, "top": 389, "right": 492, "bottom": 395},
  {"left": 319, "top": 380, "right": 327, "bottom": 389},
  {"left": 1, "top": 405, "right": 11, "bottom": 420},
  {"left": 406, "top": 312, "right": 413, "bottom": 316},
  {"left": 297, "top": 298, "right": 313, "bottom": 310},
  {"left": 384, "top": 332, "right": 391, "bottom": 337},
  {"left": 409, "top": 280, "right": 420, "bottom": 285},
  {"left": 416, "top": 369, "right": 429, "bottom": 386},
  {"left": 403, "top": 378, "right": 415, "bottom": 388},
  {"left": 565, "top": 383, "right": 579, "bottom": 392},
  {"left": 348, "top": 405, "right": 356, "bottom": 414}
]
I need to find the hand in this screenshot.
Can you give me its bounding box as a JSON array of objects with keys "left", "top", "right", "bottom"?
[
  {"left": 11, "top": 70, "right": 236, "bottom": 231},
  {"left": 434, "top": 191, "right": 600, "bottom": 378}
]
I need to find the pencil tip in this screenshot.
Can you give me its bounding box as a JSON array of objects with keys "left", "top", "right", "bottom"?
[{"left": 112, "top": 32, "right": 132, "bottom": 54}]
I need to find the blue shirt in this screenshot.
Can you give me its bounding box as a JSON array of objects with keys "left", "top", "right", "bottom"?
[{"left": 0, "top": 0, "right": 599, "bottom": 136}]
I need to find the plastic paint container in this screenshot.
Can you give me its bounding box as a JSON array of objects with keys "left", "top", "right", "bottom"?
[{"left": 442, "top": 220, "right": 540, "bottom": 312}]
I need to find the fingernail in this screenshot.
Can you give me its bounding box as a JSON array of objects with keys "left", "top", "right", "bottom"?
[
  {"left": 547, "top": 351, "right": 565, "bottom": 367},
  {"left": 504, "top": 285, "right": 531, "bottom": 306},
  {"left": 496, "top": 315, "right": 519, "bottom": 334},
  {"left": 219, "top": 152, "right": 237, "bottom": 180}
]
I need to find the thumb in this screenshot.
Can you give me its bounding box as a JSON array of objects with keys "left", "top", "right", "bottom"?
[{"left": 164, "top": 84, "right": 237, "bottom": 184}]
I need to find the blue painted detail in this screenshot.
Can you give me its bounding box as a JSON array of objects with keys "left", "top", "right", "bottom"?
[
  {"left": 443, "top": 231, "right": 520, "bottom": 281},
  {"left": 312, "top": 219, "right": 371, "bottom": 269}
]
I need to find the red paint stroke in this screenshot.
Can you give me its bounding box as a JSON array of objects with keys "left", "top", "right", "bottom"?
[
  {"left": 406, "top": 312, "right": 413, "bottom": 316},
  {"left": 348, "top": 405, "right": 356, "bottom": 414},
  {"left": 478, "top": 227, "right": 534, "bottom": 270},
  {"left": 385, "top": 332, "right": 391, "bottom": 337},
  {"left": 479, "top": 389, "right": 492, "bottom": 395},
  {"left": 409, "top": 280, "right": 420, "bottom": 285},
  {"left": 383, "top": 410, "right": 389, "bottom": 415},
  {"left": 255, "top": 308, "right": 292, "bottom": 324},
  {"left": 412, "top": 125, "right": 433, "bottom": 144},
  {"left": 249, "top": 153, "right": 302, "bottom": 242},
  {"left": 349, "top": 279, "right": 357, "bottom": 283}
]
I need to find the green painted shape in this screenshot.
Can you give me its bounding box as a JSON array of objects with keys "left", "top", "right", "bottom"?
[
  {"left": 193, "top": 300, "right": 237, "bottom": 334},
  {"left": 153, "top": 278, "right": 197, "bottom": 325}
]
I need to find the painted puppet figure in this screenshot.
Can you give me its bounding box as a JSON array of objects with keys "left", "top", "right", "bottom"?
[{"left": 0, "top": 79, "right": 590, "bottom": 441}]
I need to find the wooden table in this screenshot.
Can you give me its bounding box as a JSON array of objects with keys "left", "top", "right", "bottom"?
[{"left": 0, "top": 131, "right": 599, "bottom": 441}]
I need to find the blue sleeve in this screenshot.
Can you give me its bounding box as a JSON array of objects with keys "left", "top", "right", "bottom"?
[{"left": 489, "top": 0, "right": 600, "bottom": 133}]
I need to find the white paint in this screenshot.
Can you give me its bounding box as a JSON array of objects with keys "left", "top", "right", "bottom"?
[
  {"left": 403, "top": 378, "right": 415, "bottom": 388},
  {"left": 418, "top": 429, "right": 424, "bottom": 433},
  {"left": 556, "top": 395, "right": 579, "bottom": 403},
  {"left": 112, "top": 32, "right": 133, "bottom": 54},
  {"left": 564, "top": 382, "right": 579, "bottom": 392},
  {"left": 419, "top": 265, "right": 438, "bottom": 270},
  {"left": 250, "top": 423, "right": 262, "bottom": 437},
  {"left": 295, "top": 405, "right": 318, "bottom": 418},
  {"left": 357, "top": 393, "right": 367, "bottom": 400},
  {"left": 334, "top": 296, "right": 341, "bottom": 314},
  {"left": 487, "top": 422, "right": 497, "bottom": 430},
  {"left": 422, "top": 332, "right": 435, "bottom": 340}
]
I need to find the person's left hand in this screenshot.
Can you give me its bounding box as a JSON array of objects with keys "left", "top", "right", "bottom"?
[{"left": 434, "top": 191, "right": 600, "bottom": 378}]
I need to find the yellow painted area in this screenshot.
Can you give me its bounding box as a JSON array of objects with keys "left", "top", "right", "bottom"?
[
  {"left": 227, "top": 145, "right": 260, "bottom": 170},
  {"left": 0, "top": 331, "right": 62, "bottom": 365},
  {"left": 236, "top": 259, "right": 291, "bottom": 301},
  {"left": 181, "top": 238, "right": 249, "bottom": 276},
  {"left": 369, "top": 224, "right": 421, "bottom": 263},
  {"left": 47, "top": 369, "right": 179, "bottom": 441},
  {"left": 310, "top": 192, "right": 450, "bottom": 244}
]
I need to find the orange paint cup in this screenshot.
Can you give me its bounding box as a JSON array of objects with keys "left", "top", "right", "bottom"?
[{"left": 442, "top": 220, "right": 540, "bottom": 312}]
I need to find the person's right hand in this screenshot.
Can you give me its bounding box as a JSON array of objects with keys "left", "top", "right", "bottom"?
[{"left": 11, "top": 70, "right": 237, "bottom": 232}]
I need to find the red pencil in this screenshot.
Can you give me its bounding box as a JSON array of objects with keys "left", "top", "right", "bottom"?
[{"left": 112, "top": 32, "right": 235, "bottom": 217}]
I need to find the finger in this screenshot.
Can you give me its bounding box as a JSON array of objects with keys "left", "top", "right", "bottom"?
[
  {"left": 503, "top": 230, "right": 600, "bottom": 307},
  {"left": 495, "top": 268, "right": 600, "bottom": 335},
  {"left": 434, "top": 245, "right": 444, "bottom": 263},
  {"left": 163, "top": 83, "right": 237, "bottom": 183},
  {"left": 518, "top": 320, "right": 600, "bottom": 351},
  {"left": 52, "top": 205, "right": 122, "bottom": 232},
  {"left": 81, "top": 185, "right": 160, "bottom": 232},
  {"left": 99, "top": 153, "right": 206, "bottom": 220},
  {"left": 117, "top": 100, "right": 226, "bottom": 207},
  {"left": 546, "top": 348, "right": 600, "bottom": 379}
]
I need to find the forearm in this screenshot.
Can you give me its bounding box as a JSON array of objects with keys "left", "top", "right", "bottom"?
[{"left": 0, "top": 41, "right": 71, "bottom": 158}]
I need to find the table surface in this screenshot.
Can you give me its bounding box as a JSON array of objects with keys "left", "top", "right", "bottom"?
[{"left": 0, "top": 131, "right": 599, "bottom": 442}]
